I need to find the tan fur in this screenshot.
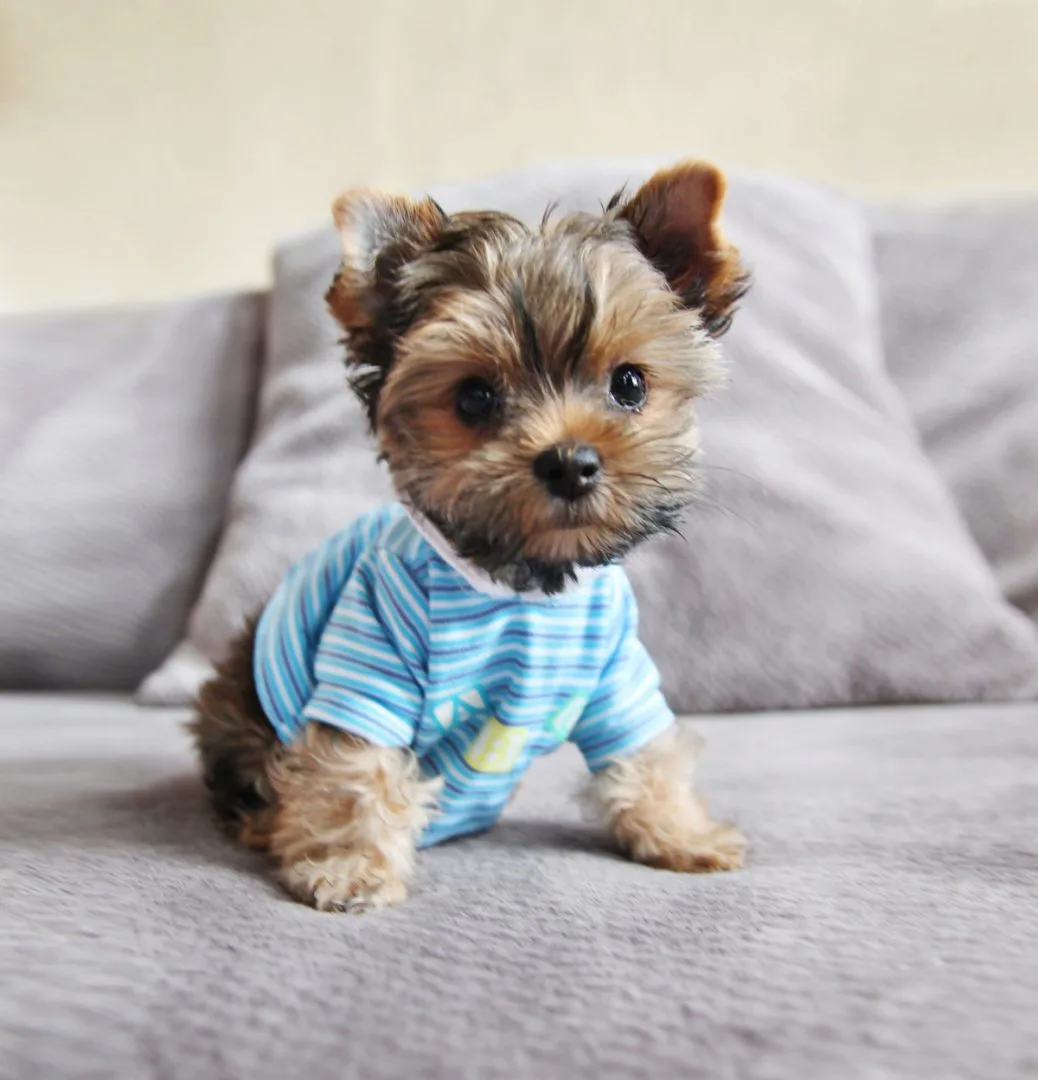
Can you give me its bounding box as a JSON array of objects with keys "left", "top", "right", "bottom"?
[
  {"left": 586, "top": 726, "right": 746, "bottom": 872},
  {"left": 268, "top": 725, "right": 441, "bottom": 912}
]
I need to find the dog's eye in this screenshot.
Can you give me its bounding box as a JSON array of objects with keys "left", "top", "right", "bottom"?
[
  {"left": 609, "top": 364, "right": 647, "bottom": 409},
  {"left": 454, "top": 377, "right": 498, "bottom": 424}
]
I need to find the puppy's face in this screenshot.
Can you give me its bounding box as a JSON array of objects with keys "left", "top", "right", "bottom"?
[{"left": 327, "top": 162, "right": 747, "bottom": 592}]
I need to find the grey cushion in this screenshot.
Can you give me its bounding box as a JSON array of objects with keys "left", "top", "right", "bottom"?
[
  {"left": 0, "top": 293, "right": 263, "bottom": 689},
  {"left": 2, "top": 694, "right": 1036, "bottom": 1080},
  {"left": 141, "top": 158, "right": 1038, "bottom": 709},
  {"left": 137, "top": 246, "right": 392, "bottom": 703},
  {"left": 874, "top": 200, "right": 1038, "bottom": 619}
]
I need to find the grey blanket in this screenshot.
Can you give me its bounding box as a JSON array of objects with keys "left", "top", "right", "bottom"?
[{"left": 2, "top": 696, "right": 1036, "bottom": 1079}]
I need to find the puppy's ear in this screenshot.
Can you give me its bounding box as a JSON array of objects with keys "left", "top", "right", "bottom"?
[
  {"left": 326, "top": 189, "right": 446, "bottom": 331},
  {"left": 326, "top": 189, "right": 446, "bottom": 427},
  {"left": 613, "top": 161, "right": 748, "bottom": 336}
]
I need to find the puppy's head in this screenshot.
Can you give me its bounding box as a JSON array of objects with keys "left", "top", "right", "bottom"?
[{"left": 326, "top": 161, "right": 748, "bottom": 593}]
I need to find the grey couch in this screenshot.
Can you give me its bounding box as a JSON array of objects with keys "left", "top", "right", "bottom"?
[{"left": 2, "top": 159, "right": 1037, "bottom": 1080}]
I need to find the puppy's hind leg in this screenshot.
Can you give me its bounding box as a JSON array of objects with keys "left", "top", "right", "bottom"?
[{"left": 189, "top": 620, "right": 280, "bottom": 851}]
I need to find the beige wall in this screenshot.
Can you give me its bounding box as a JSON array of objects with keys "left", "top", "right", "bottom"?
[{"left": 2, "top": 0, "right": 1037, "bottom": 313}]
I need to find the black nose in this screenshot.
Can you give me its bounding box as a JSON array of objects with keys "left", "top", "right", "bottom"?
[{"left": 533, "top": 444, "right": 602, "bottom": 501}]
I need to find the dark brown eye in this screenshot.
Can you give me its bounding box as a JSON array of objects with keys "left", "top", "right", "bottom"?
[
  {"left": 609, "top": 364, "right": 647, "bottom": 409},
  {"left": 455, "top": 377, "right": 498, "bottom": 424}
]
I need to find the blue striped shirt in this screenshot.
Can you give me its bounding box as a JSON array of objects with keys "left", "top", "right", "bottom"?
[{"left": 254, "top": 504, "right": 674, "bottom": 847}]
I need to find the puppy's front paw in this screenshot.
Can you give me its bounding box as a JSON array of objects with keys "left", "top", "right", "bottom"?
[
  {"left": 589, "top": 726, "right": 746, "bottom": 874},
  {"left": 639, "top": 822, "right": 747, "bottom": 873},
  {"left": 280, "top": 853, "right": 408, "bottom": 913}
]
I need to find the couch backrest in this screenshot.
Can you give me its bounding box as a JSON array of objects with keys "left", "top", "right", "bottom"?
[{"left": 0, "top": 292, "right": 264, "bottom": 689}]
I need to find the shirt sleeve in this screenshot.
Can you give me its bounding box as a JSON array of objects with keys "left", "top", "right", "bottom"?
[
  {"left": 253, "top": 524, "right": 373, "bottom": 744},
  {"left": 301, "top": 549, "right": 429, "bottom": 748},
  {"left": 569, "top": 575, "right": 674, "bottom": 772}
]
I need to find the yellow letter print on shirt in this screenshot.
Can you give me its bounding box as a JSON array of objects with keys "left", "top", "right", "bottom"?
[{"left": 464, "top": 716, "right": 528, "bottom": 774}]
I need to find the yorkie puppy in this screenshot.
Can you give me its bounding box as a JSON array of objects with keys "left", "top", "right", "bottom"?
[{"left": 192, "top": 160, "right": 749, "bottom": 912}]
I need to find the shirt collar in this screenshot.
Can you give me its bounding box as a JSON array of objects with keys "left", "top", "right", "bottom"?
[{"left": 403, "top": 506, "right": 602, "bottom": 601}]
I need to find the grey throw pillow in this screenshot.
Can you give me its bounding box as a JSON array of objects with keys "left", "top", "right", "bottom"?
[
  {"left": 140, "top": 158, "right": 1038, "bottom": 709},
  {"left": 137, "top": 244, "right": 391, "bottom": 703},
  {"left": 0, "top": 293, "right": 263, "bottom": 689},
  {"left": 874, "top": 202, "right": 1038, "bottom": 621}
]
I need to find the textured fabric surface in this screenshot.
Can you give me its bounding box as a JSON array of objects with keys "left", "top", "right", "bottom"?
[
  {"left": 874, "top": 200, "right": 1038, "bottom": 620},
  {"left": 0, "top": 294, "right": 263, "bottom": 690},
  {"left": 2, "top": 694, "right": 1036, "bottom": 1080},
  {"left": 141, "top": 157, "right": 1038, "bottom": 709}
]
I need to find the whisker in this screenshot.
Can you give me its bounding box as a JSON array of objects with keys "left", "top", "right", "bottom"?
[
  {"left": 696, "top": 463, "right": 770, "bottom": 490},
  {"left": 613, "top": 471, "right": 671, "bottom": 491},
  {"left": 687, "top": 491, "right": 758, "bottom": 531}
]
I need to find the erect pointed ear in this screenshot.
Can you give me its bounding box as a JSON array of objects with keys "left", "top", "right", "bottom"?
[
  {"left": 325, "top": 189, "right": 447, "bottom": 429},
  {"left": 326, "top": 188, "right": 446, "bottom": 330},
  {"left": 613, "top": 161, "right": 748, "bottom": 336}
]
